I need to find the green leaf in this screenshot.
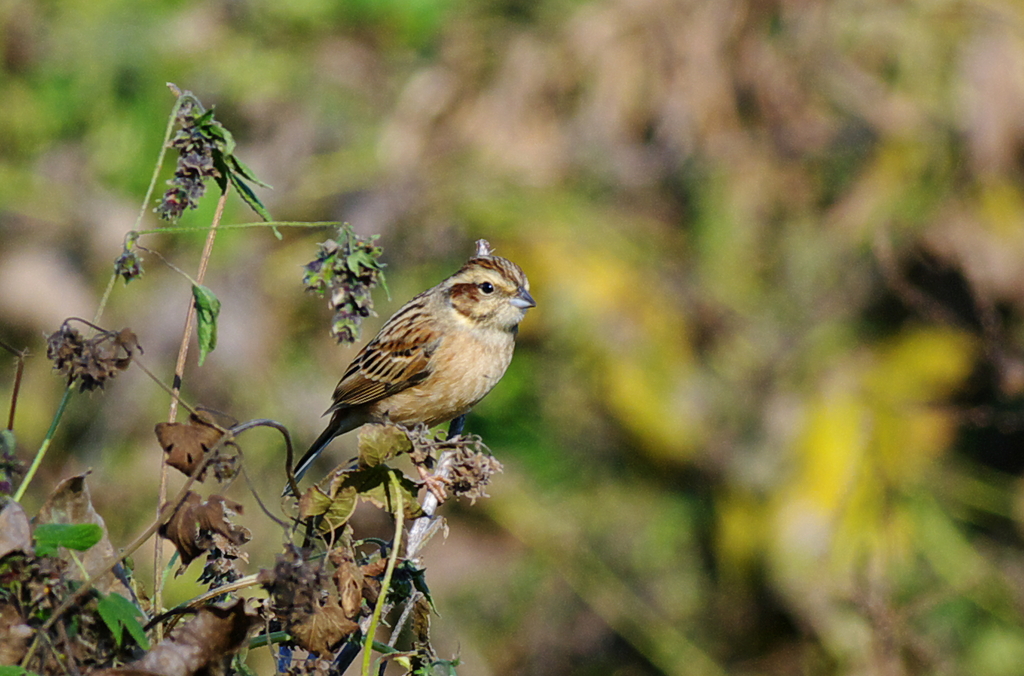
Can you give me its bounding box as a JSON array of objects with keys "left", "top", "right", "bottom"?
[
  {"left": 97, "top": 592, "right": 151, "bottom": 649},
  {"left": 34, "top": 523, "right": 102, "bottom": 557},
  {"left": 413, "top": 658, "right": 460, "bottom": 676},
  {"left": 0, "top": 428, "right": 15, "bottom": 456},
  {"left": 358, "top": 425, "right": 412, "bottom": 468},
  {"left": 300, "top": 483, "right": 359, "bottom": 531},
  {"left": 211, "top": 121, "right": 236, "bottom": 156},
  {"left": 193, "top": 107, "right": 216, "bottom": 127},
  {"left": 227, "top": 155, "right": 272, "bottom": 189},
  {"left": 0, "top": 666, "right": 41, "bottom": 676},
  {"left": 192, "top": 284, "right": 222, "bottom": 366},
  {"left": 228, "top": 171, "right": 275, "bottom": 230},
  {"left": 354, "top": 467, "right": 423, "bottom": 520}
]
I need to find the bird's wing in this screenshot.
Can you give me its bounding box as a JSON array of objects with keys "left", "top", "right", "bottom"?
[{"left": 328, "top": 303, "right": 441, "bottom": 410}]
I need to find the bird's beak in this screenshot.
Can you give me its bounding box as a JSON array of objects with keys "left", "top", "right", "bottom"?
[{"left": 510, "top": 287, "right": 536, "bottom": 309}]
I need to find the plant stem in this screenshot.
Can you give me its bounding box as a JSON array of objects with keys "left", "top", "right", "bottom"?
[
  {"left": 92, "top": 272, "right": 118, "bottom": 327},
  {"left": 5, "top": 345, "right": 26, "bottom": 431},
  {"left": 13, "top": 384, "right": 72, "bottom": 502},
  {"left": 154, "top": 187, "right": 228, "bottom": 636},
  {"left": 362, "top": 472, "right": 405, "bottom": 676}
]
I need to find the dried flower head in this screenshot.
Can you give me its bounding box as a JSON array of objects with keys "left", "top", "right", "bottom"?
[
  {"left": 155, "top": 98, "right": 221, "bottom": 222},
  {"left": 113, "top": 232, "right": 144, "bottom": 284},
  {"left": 154, "top": 85, "right": 272, "bottom": 225},
  {"left": 45, "top": 321, "right": 142, "bottom": 392},
  {"left": 303, "top": 226, "right": 387, "bottom": 344}
]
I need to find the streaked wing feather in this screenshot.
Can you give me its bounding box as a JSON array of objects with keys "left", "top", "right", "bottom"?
[{"left": 328, "top": 299, "right": 440, "bottom": 410}]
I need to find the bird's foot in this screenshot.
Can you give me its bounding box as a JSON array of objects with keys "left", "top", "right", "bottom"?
[{"left": 416, "top": 464, "right": 450, "bottom": 503}]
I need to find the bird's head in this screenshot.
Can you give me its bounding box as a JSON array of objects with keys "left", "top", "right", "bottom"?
[{"left": 446, "top": 240, "right": 535, "bottom": 332}]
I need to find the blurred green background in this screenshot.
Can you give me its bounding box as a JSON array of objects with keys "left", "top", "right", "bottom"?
[{"left": 5, "top": 0, "right": 1024, "bottom": 673}]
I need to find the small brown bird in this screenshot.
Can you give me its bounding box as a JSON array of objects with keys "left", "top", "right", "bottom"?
[{"left": 291, "top": 239, "right": 535, "bottom": 485}]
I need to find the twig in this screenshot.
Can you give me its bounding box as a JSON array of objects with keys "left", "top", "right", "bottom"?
[
  {"left": 154, "top": 188, "right": 228, "bottom": 634},
  {"left": 405, "top": 450, "right": 456, "bottom": 561},
  {"left": 0, "top": 339, "right": 28, "bottom": 431}
]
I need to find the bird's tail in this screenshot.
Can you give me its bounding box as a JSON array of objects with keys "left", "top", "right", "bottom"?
[{"left": 283, "top": 423, "right": 340, "bottom": 497}]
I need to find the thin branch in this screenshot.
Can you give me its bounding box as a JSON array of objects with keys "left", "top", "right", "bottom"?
[
  {"left": 155, "top": 188, "right": 229, "bottom": 634},
  {"left": 0, "top": 338, "right": 29, "bottom": 431}
]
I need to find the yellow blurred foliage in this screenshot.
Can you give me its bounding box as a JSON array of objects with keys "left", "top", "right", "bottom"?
[
  {"left": 720, "top": 327, "right": 976, "bottom": 580},
  {"left": 515, "top": 210, "right": 698, "bottom": 461}
]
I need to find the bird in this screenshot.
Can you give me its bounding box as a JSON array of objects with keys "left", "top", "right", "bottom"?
[{"left": 289, "top": 239, "right": 535, "bottom": 489}]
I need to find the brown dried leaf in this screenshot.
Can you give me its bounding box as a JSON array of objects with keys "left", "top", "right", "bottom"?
[
  {"left": 35, "top": 473, "right": 131, "bottom": 597},
  {"left": 155, "top": 413, "right": 226, "bottom": 480},
  {"left": 361, "top": 559, "right": 388, "bottom": 578},
  {"left": 328, "top": 546, "right": 364, "bottom": 619},
  {"left": 159, "top": 492, "right": 250, "bottom": 568},
  {"left": 359, "top": 559, "right": 388, "bottom": 607},
  {"left": 0, "top": 500, "right": 32, "bottom": 558},
  {"left": 197, "top": 495, "right": 249, "bottom": 546},
  {"left": 289, "top": 602, "right": 358, "bottom": 655},
  {"left": 159, "top": 492, "right": 205, "bottom": 566},
  {"left": 410, "top": 595, "right": 433, "bottom": 652},
  {"left": 112, "top": 328, "right": 141, "bottom": 369},
  {"left": 0, "top": 603, "right": 32, "bottom": 665},
  {"left": 109, "top": 600, "right": 257, "bottom": 676}
]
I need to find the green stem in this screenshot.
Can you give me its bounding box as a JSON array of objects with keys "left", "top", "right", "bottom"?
[
  {"left": 362, "top": 472, "right": 404, "bottom": 676},
  {"left": 92, "top": 272, "right": 119, "bottom": 327},
  {"left": 14, "top": 384, "right": 72, "bottom": 502},
  {"left": 67, "top": 550, "right": 90, "bottom": 581},
  {"left": 132, "top": 220, "right": 342, "bottom": 236}
]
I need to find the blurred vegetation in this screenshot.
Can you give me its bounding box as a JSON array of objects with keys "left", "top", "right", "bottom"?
[{"left": 4, "top": 0, "right": 1024, "bottom": 673}]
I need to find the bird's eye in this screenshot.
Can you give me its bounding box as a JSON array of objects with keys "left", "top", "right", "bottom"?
[{"left": 479, "top": 282, "right": 495, "bottom": 294}]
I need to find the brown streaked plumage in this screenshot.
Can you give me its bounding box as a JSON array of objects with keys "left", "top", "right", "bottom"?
[{"left": 290, "top": 240, "right": 535, "bottom": 486}]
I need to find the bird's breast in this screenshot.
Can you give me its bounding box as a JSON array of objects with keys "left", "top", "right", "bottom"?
[{"left": 369, "top": 328, "right": 515, "bottom": 427}]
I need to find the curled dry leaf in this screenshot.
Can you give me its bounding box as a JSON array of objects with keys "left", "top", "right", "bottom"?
[
  {"left": 36, "top": 473, "right": 132, "bottom": 597},
  {"left": 98, "top": 600, "right": 257, "bottom": 676},
  {"left": 0, "top": 500, "right": 32, "bottom": 558},
  {"left": 258, "top": 545, "right": 370, "bottom": 655},
  {"left": 0, "top": 603, "right": 33, "bottom": 666},
  {"left": 159, "top": 492, "right": 250, "bottom": 570},
  {"left": 288, "top": 603, "right": 358, "bottom": 656},
  {"left": 155, "top": 410, "right": 236, "bottom": 481},
  {"left": 328, "top": 545, "right": 364, "bottom": 619}
]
